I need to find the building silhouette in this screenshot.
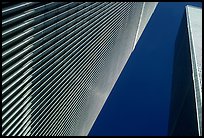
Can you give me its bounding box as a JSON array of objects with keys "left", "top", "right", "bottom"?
[
  {"left": 2, "top": 2, "right": 157, "bottom": 136},
  {"left": 168, "top": 5, "right": 202, "bottom": 136}
]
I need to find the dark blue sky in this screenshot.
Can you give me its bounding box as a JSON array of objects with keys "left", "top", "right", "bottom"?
[{"left": 88, "top": 2, "right": 202, "bottom": 136}]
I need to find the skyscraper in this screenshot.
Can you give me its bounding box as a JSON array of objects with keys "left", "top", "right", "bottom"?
[
  {"left": 2, "top": 2, "right": 157, "bottom": 136},
  {"left": 168, "top": 5, "right": 202, "bottom": 136}
]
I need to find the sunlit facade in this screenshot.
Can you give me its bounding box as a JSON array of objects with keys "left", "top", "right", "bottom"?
[
  {"left": 168, "top": 5, "right": 202, "bottom": 136},
  {"left": 2, "top": 2, "right": 157, "bottom": 136}
]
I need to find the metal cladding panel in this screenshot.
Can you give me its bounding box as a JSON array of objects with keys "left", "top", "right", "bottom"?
[
  {"left": 2, "top": 2, "right": 157, "bottom": 136},
  {"left": 186, "top": 6, "right": 202, "bottom": 136},
  {"left": 133, "top": 2, "right": 158, "bottom": 49}
]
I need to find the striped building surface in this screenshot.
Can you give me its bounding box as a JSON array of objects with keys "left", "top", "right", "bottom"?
[{"left": 2, "top": 2, "right": 157, "bottom": 136}]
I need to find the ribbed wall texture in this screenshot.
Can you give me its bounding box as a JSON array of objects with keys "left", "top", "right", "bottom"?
[{"left": 2, "top": 2, "right": 157, "bottom": 136}]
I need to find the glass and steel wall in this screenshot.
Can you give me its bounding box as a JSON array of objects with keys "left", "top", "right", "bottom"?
[
  {"left": 2, "top": 2, "right": 157, "bottom": 136},
  {"left": 168, "top": 5, "right": 202, "bottom": 136}
]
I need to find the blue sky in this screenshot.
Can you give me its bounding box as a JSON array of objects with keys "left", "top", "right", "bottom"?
[{"left": 88, "top": 2, "right": 202, "bottom": 136}]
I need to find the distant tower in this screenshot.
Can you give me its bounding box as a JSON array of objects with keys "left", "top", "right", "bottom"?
[
  {"left": 168, "top": 5, "right": 202, "bottom": 136},
  {"left": 2, "top": 2, "right": 157, "bottom": 136}
]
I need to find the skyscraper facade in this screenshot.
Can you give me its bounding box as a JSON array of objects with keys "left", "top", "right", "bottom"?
[
  {"left": 168, "top": 5, "right": 202, "bottom": 136},
  {"left": 2, "top": 2, "right": 157, "bottom": 136}
]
